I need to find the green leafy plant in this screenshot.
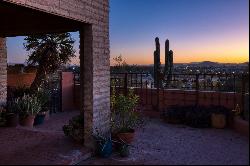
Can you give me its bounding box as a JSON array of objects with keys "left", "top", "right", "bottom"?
[
  {"left": 92, "top": 129, "right": 112, "bottom": 158},
  {"left": 63, "top": 115, "right": 84, "bottom": 144},
  {"left": 12, "top": 85, "right": 31, "bottom": 99},
  {"left": 10, "top": 94, "right": 42, "bottom": 119},
  {"left": 36, "top": 88, "right": 50, "bottom": 111},
  {"left": 163, "top": 105, "right": 186, "bottom": 124},
  {"left": 163, "top": 105, "right": 230, "bottom": 128},
  {"left": 118, "top": 142, "right": 130, "bottom": 157},
  {"left": 111, "top": 88, "right": 143, "bottom": 133}
]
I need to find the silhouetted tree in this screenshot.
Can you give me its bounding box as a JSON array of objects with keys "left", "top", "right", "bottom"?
[{"left": 24, "top": 33, "right": 76, "bottom": 92}]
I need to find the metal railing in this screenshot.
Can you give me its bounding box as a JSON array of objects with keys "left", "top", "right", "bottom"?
[{"left": 73, "top": 72, "right": 249, "bottom": 120}]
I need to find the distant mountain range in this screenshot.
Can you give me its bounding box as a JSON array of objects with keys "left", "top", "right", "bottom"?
[
  {"left": 9, "top": 61, "right": 249, "bottom": 67},
  {"left": 175, "top": 61, "right": 249, "bottom": 66},
  {"left": 145, "top": 61, "right": 249, "bottom": 67}
]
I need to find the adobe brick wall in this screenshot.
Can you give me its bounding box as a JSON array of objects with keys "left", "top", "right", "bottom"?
[
  {"left": 2, "top": 0, "right": 110, "bottom": 148},
  {"left": 135, "top": 88, "right": 243, "bottom": 111},
  {"left": 0, "top": 38, "right": 7, "bottom": 105},
  {"left": 7, "top": 73, "right": 36, "bottom": 87},
  {"left": 61, "top": 72, "right": 75, "bottom": 111}
]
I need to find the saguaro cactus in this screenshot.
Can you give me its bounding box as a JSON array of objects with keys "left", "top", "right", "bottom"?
[
  {"left": 154, "top": 37, "right": 161, "bottom": 87},
  {"left": 164, "top": 39, "right": 174, "bottom": 87}
]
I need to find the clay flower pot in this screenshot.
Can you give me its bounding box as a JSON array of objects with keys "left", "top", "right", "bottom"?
[
  {"left": 6, "top": 113, "right": 18, "bottom": 127},
  {"left": 116, "top": 129, "right": 135, "bottom": 144},
  {"left": 211, "top": 113, "right": 226, "bottom": 129},
  {"left": 34, "top": 112, "right": 46, "bottom": 126},
  {"left": 98, "top": 139, "right": 113, "bottom": 158},
  {"left": 20, "top": 115, "right": 35, "bottom": 127}
]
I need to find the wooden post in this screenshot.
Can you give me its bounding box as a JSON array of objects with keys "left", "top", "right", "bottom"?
[{"left": 124, "top": 73, "right": 128, "bottom": 96}]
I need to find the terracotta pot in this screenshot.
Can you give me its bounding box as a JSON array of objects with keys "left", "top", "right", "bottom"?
[
  {"left": 20, "top": 115, "right": 35, "bottom": 127},
  {"left": 6, "top": 113, "right": 18, "bottom": 127},
  {"left": 116, "top": 129, "right": 135, "bottom": 144},
  {"left": 34, "top": 113, "right": 46, "bottom": 126},
  {"left": 211, "top": 113, "right": 226, "bottom": 129}
]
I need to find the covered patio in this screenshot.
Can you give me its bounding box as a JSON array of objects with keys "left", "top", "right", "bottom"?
[{"left": 0, "top": 0, "right": 110, "bottom": 149}]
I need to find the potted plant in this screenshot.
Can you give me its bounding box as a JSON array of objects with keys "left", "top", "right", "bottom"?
[
  {"left": 13, "top": 94, "right": 42, "bottom": 127},
  {"left": 63, "top": 114, "right": 84, "bottom": 144},
  {"left": 111, "top": 88, "right": 143, "bottom": 144},
  {"left": 34, "top": 111, "right": 46, "bottom": 126},
  {"left": 93, "top": 129, "right": 113, "bottom": 158},
  {"left": 163, "top": 105, "right": 187, "bottom": 124},
  {"left": 211, "top": 106, "right": 229, "bottom": 129},
  {"left": 112, "top": 138, "right": 132, "bottom": 158},
  {"left": 34, "top": 88, "right": 50, "bottom": 125},
  {"left": 185, "top": 106, "right": 211, "bottom": 128},
  {"left": 229, "top": 104, "right": 242, "bottom": 127}
]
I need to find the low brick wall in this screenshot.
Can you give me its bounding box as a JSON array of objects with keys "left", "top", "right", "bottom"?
[
  {"left": 7, "top": 73, "right": 36, "bottom": 88},
  {"left": 137, "top": 88, "right": 242, "bottom": 111},
  {"left": 73, "top": 86, "right": 243, "bottom": 113}
]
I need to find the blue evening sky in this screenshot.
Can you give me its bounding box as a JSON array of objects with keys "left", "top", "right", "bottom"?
[{"left": 7, "top": 0, "right": 249, "bottom": 65}]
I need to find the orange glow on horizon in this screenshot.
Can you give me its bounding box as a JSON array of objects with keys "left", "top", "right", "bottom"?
[{"left": 111, "top": 35, "right": 249, "bottom": 65}]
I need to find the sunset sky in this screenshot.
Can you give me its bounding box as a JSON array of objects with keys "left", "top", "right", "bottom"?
[{"left": 7, "top": 0, "right": 249, "bottom": 65}]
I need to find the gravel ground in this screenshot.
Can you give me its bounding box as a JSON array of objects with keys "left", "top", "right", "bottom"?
[
  {"left": 80, "top": 118, "right": 249, "bottom": 165},
  {"left": 34, "top": 110, "right": 79, "bottom": 132},
  {"left": 0, "top": 111, "right": 88, "bottom": 165}
]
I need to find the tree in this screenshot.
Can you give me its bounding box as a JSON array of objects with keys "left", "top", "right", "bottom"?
[
  {"left": 112, "top": 55, "right": 128, "bottom": 73},
  {"left": 24, "top": 33, "right": 76, "bottom": 92}
]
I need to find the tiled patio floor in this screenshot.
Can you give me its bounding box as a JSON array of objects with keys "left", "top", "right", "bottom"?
[
  {"left": 80, "top": 118, "right": 249, "bottom": 165},
  {"left": 0, "top": 111, "right": 91, "bottom": 165}
]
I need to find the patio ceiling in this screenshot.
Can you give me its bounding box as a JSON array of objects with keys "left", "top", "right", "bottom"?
[{"left": 0, "top": 1, "right": 83, "bottom": 37}]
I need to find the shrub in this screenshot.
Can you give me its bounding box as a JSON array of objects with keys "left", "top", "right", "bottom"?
[
  {"left": 36, "top": 88, "right": 50, "bottom": 111},
  {"left": 111, "top": 88, "right": 143, "bottom": 133},
  {"left": 163, "top": 105, "right": 230, "bottom": 128},
  {"left": 63, "top": 115, "right": 84, "bottom": 144},
  {"left": 163, "top": 105, "right": 186, "bottom": 124},
  {"left": 185, "top": 106, "right": 211, "bottom": 128},
  {"left": 10, "top": 94, "right": 42, "bottom": 119}
]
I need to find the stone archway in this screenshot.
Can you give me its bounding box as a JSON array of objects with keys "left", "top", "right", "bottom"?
[{"left": 0, "top": 0, "right": 110, "bottom": 149}]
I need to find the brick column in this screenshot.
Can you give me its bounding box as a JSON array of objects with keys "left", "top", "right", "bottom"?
[
  {"left": 80, "top": 23, "right": 110, "bottom": 149},
  {"left": 0, "top": 38, "right": 7, "bottom": 106}
]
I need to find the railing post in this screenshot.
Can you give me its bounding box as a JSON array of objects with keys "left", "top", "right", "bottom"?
[
  {"left": 233, "top": 74, "right": 236, "bottom": 109},
  {"left": 196, "top": 74, "right": 200, "bottom": 106},
  {"left": 157, "top": 82, "right": 160, "bottom": 112},
  {"left": 124, "top": 73, "right": 128, "bottom": 96},
  {"left": 241, "top": 74, "right": 246, "bottom": 119}
]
